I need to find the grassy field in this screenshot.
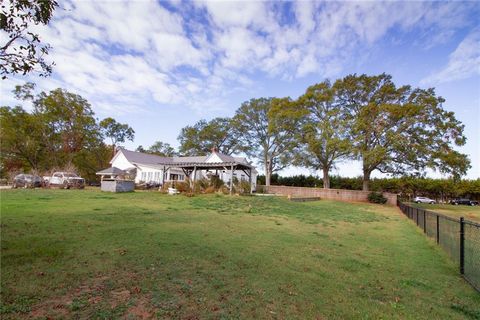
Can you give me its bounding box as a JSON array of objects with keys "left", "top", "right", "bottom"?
[
  {"left": 408, "top": 202, "right": 480, "bottom": 222},
  {"left": 1, "top": 189, "right": 479, "bottom": 319}
]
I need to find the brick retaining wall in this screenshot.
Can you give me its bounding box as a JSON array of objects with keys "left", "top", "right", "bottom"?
[{"left": 260, "top": 185, "right": 397, "bottom": 206}]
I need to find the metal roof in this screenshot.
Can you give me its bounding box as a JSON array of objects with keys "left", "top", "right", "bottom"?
[
  {"left": 96, "top": 166, "right": 127, "bottom": 175},
  {"left": 162, "top": 161, "right": 254, "bottom": 169},
  {"left": 117, "top": 148, "right": 253, "bottom": 168}
]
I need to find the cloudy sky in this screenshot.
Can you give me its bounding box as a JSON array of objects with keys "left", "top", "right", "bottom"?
[{"left": 1, "top": 1, "right": 479, "bottom": 178}]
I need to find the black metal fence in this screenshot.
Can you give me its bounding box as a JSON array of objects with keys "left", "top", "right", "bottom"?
[{"left": 397, "top": 200, "right": 480, "bottom": 292}]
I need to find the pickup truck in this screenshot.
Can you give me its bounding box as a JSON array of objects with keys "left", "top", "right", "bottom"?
[
  {"left": 45, "top": 172, "right": 85, "bottom": 189},
  {"left": 450, "top": 198, "right": 479, "bottom": 206}
]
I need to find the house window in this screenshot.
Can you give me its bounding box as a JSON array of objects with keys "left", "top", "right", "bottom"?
[
  {"left": 147, "top": 172, "right": 152, "bottom": 181},
  {"left": 154, "top": 172, "right": 159, "bottom": 181},
  {"left": 141, "top": 172, "right": 146, "bottom": 181}
]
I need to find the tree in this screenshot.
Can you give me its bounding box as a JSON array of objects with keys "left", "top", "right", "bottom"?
[
  {"left": 99, "top": 117, "right": 135, "bottom": 156},
  {"left": 135, "top": 145, "right": 147, "bottom": 153},
  {"left": 1, "top": 83, "right": 113, "bottom": 179},
  {"left": 147, "top": 141, "right": 176, "bottom": 157},
  {"left": 275, "top": 81, "right": 352, "bottom": 189},
  {"left": 334, "top": 73, "right": 470, "bottom": 191},
  {"left": 0, "top": 105, "right": 45, "bottom": 171},
  {"left": 178, "top": 117, "right": 241, "bottom": 156},
  {"left": 234, "top": 97, "right": 297, "bottom": 186},
  {"left": 1, "top": 0, "right": 58, "bottom": 79},
  {"left": 32, "top": 88, "right": 103, "bottom": 170}
]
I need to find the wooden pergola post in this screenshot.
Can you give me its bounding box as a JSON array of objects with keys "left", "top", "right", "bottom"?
[
  {"left": 230, "top": 164, "right": 234, "bottom": 195},
  {"left": 162, "top": 165, "right": 165, "bottom": 186},
  {"left": 192, "top": 165, "right": 197, "bottom": 192},
  {"left": 249, "top": 168, "right": 252, "bottom": 194}
]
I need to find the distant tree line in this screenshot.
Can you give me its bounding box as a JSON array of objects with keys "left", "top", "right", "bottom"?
[
  {"left": 0, "top": 83, "right": 134, "bottom": 181},
  {"left": 257, "top": 174, "right": 480, "bottom": 201}
]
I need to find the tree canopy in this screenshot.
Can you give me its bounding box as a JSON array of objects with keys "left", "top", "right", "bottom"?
[
  {"left": 334, "top": 73, "right": 470, "bottom": 190},
  {"left": 0, "top": 83, "right": 126, "bottom": 181},
  {"left": 178, "top": 117, "right": 241, "bottom": 156},
  {"left": 145, "top": 141, "right": 176, "bottom": 157},
  {"left": 0, "top": 0, "right": 58, "bottom": 79},
  {"left": 234, "top": 97, "right": 297, "bottom": 186},
  {"left": 273, "top": 81, "right": 352, "bottom": 188},
  {"left": 99, "top": 117, "right": 135, "bottom": 156}
]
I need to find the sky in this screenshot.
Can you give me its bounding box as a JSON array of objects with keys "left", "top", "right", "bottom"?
[{"left": 1, "top": 0, "right": 479, "bottom": 179}]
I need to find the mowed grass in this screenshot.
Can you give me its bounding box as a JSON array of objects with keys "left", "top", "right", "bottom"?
[
  {"left": 409, "top": 202, "right": 480, "bottom": 223},
  {"left": 1, "top": 190, "right": 479, "bottom": 319}
]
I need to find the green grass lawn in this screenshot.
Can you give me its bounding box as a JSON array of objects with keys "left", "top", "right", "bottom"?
[
  {"left": 408, "top": 202, "right": 480, "bottom": 223},
  {"left": 1, "top": 189, "right": 479, "bottom": 319}
]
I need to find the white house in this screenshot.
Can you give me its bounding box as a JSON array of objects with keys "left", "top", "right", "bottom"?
[{"left": 108, "top": 147, "right": 258, "bottom": 192}]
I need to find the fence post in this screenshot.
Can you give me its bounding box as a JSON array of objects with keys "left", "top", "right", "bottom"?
[
  {"left": 460, "top": 217, "right": 465, "bottom": 275},
  {"left": 423, "top": 210, "right": 426, "bottom": 233},
  {"left": 416, "top": 208, "right": 419, "bottom": 226},
  {"left": 436, "top": 215, "right": 440, "bottom": 244}
]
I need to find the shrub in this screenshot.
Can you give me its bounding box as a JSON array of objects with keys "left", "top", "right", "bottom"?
[
  {"left": 210, "top": 175, "right": 224, "bottom": 189},
  {"left": 368, "top": 192, "right": 387, "bottom": 204},
  {"left": 204, "top": 186, "right": 216, "bottom": 194},
  {"left": 194, "top": 178, "right": 210, "bottom": 193},
  {"left": 175, "top": 181, "right": 191, "bottom": 193},
  {"left": 235, "top": 180, "right": 251, "bottom": 194}
]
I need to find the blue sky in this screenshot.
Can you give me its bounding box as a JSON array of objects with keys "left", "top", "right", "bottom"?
[{"left": 1, "top": 1, "right": 479, "bottom": 178}]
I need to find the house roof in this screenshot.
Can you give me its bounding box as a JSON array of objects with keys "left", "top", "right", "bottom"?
[
  {"left": 115, "top": 147, "right": 253, "bottom": 167},
  {"left": 115, "top": 148, "right": 172, "bottom": 165}
]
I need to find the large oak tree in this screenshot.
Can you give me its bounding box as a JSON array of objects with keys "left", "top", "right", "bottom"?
[
  {"left": 273, "top": 81, "right": 352, "bottom": 189},
  {"left": 334, "top": 73, "right": 470, "bottom": 191},
  {"left": 234, "top": 97, "right": 297, "bottom": 186}
]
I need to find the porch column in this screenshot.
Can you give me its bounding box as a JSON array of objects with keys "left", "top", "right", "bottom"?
[{"left": 230, "top": 164, "right": 234, "bottom": 195}]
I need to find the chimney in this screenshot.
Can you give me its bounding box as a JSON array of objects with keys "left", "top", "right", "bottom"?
[{"left": 211, "top": 146, "right": 218, "bottom": 153}]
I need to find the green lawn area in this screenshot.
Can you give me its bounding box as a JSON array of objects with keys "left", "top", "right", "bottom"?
[
  {"left": 1, "top": 189, "right": 479, "bottom": 319},
  {"left": 408, "top": 202, "right": 480, "bottom": 223}
]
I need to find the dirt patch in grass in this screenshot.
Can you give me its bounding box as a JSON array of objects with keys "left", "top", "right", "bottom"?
[
  {"left": 126, "top": 296, "right": 155, "bottom": 319},
  {"left": 18, "top": 274, "right": 157, "bottom": 320}
]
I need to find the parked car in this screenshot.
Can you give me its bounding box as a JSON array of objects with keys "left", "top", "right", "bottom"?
[
  {"left": 47, "top": 172, "right": 85, "bottom": 189},
  {"left": 450, "top": 198, "right": 479, "bottom": 206},
  {"left": 12, "top": 174, "right": 43, "bottom": 188},
  {"left": 413, "top": 196, "right": 436, "bottom": 204}
]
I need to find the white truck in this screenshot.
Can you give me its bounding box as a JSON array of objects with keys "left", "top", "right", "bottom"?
[{"left": 45, "top": 172, "right": 85, "bottom": 189}]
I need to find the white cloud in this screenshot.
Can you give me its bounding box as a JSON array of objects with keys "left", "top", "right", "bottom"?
[
  {"left": 2, "top": 1, "right": 478, "bottom": 116},
  {"left": 421, "top": 29, "right": 480, "bottom": 85}
]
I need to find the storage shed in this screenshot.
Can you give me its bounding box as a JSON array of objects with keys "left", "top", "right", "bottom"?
[{"left": 96, "top": 167, "right": 135, "bottom": 192}]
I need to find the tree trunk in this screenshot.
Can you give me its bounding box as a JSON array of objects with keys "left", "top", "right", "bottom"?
[
  {"left": 265, "top": 163, "right": 271, "bottom": 186},
  {"left": 362, "top": 169, "right": 371, "bottom": 191},
  {"left": 322, "top": 167, "right": 330, "bottom": 189},
  {"left": 265, "top": 156, "right": 271, "bottom": 186}
]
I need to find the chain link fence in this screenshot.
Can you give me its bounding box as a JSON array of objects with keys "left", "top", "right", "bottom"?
[{"left": 398, "top": 201, "right": 479, "bottom": 292}]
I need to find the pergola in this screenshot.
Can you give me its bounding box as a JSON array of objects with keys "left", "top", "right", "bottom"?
[{"left": 160, "top": 161, "right": 254, "bottom": 195}]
